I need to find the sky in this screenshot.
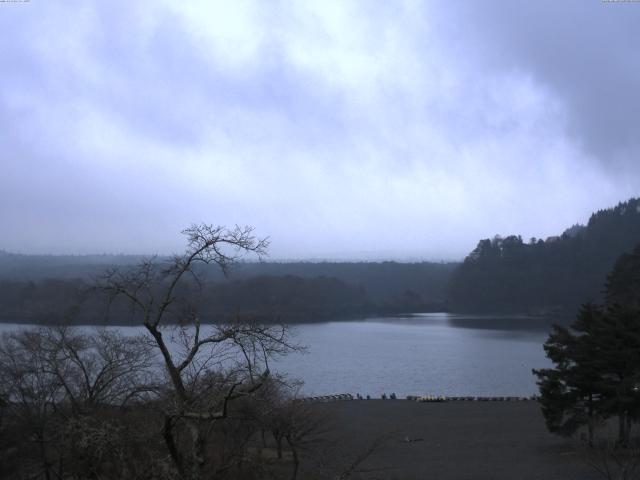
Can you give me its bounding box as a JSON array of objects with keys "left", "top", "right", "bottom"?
[{"left": 2, "top": 0, "right": 640, "bottom": 261}]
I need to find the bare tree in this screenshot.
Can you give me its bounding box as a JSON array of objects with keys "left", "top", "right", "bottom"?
[
  {"left": 38, "top": 326, "right": 157, "bottom": 412},
  {"left": 0, "top": 329, "right": 62, "bottom": 479},
  {"left": 96, "top": 224, "right": 300, "bottom": 480},
  {"left": 254, "top": 383, "right": 331, "bottom": 480},
  {"left": 0, "top": 325, "right": 158, "bottom": 479},
  {"left": 585, "top": 440, "right": 640, "bottom": 480},
  {"left": 0, "top": 225, "right": 304, "bottom": 479}
]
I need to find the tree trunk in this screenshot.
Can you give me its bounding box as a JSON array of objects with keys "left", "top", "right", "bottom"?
[
  {"left": 285, "top": 435, "right": 299, "bottom": 480},
  {"left": 162, "top": 415, "right": 184, "bottom": 477},
  {"left": 618, "top": 410, "right": 629, "bottom": 446},
  {"left": 187, "top": 421, "right": 205, "bottom": 480},
  {"left": 38, "top": 431, "right": 52, "bottom": 480},
  {"left": 587, "top": 395, "right": 594, "bottom": 447}
]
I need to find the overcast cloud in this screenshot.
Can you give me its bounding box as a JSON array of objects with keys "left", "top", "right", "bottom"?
[{"left": 1, "top": 0, "right": 639, "bottom": 260}]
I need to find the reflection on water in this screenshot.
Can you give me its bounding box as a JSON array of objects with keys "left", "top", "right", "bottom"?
[
  {"left": 360, "top": 312, "right": 563, "bottom": 331},
  {"left": 273, "top": 314, "right": 554, "bottom": 397},
  {"left": 0, "top": 313, "right": 555, "bottom": 398}
]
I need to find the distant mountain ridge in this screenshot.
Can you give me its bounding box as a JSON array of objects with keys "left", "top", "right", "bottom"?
[
  {"left": 0, "top": 253, "right": 457, "bottom": 323},
  {"left": 0, "top": 251, "right": 456, "bottom": 305},
  {"left": 448, "top": 197, "right": 640, "bottom": 313}
]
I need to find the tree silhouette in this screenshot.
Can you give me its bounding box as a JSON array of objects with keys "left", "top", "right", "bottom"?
[{"left": 534, "top": 247, "right": 640, "bottom": 445}]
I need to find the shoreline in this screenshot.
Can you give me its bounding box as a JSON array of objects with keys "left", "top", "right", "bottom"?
[
  {"left": 299, "top": 394, "right": 539, "bottom": 403},
  {"left": 303, "top": 400, "right": 600, "bottom": 480}
]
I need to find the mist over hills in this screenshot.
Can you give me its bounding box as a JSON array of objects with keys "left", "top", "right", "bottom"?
[
  {"left": 1, "top": 197, "right": 640, "bottom": 323},
  {"left": 0, "top": 254, "right": 456, "bottom": 323},
  {"left": 0, "top": 252, "right": 150, "bottom": 280}
]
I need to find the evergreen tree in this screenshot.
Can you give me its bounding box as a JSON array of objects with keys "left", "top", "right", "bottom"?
[
  {"left": 534, "top": 249, "right": 640, "bottom": 445},
  {"left": 590, "top": 304, "right": 640, "bottom": 444},
  {"left": 605, "top": 244, "right": 640, "bottom": 309},
  {"left": 450, "top": 197, "right": 640, "bottom": 313},
  {"left": 533, "top": 304, "right": 604, "bottom": 445}
]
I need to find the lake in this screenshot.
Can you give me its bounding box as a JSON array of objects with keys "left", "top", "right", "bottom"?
[{"left": 0, "top": 313, "right": 555, "bottom": 398}]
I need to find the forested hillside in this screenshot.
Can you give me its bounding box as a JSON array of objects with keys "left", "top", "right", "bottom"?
[
  {"left": 448, "top": 198, "right": 640, "bottom": 313},
  {"left": 227, "top": 261, "right": 455, "bottom": 306},
  {"left": 0, "top": 255, "right": 456, "bottom": 323},
  {"left": 0, "top": 253, "right": 455, "bottom": 305}
]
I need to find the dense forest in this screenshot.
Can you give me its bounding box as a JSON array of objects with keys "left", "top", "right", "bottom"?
[
  {"left": 0, "top": 254, "right": 456, "bottom": 323},
  {"left": 0, "top": 253, "right": 455, "bottom": 304},
  {"left": 448, "top": 198, "right": 640, "bottom": 313}
]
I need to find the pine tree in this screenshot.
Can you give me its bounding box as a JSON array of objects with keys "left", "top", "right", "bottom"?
[
  {"left": 605, "top": 244, "right": 640, "bottom": 309},
  {"left": 533, "top": 304, "right": 604, "bottom": 445},
  {"left": 534, "top": 247, "right": 640, "bottom": 445}
]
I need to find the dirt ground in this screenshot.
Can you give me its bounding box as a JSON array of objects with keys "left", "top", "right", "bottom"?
[{"left": 304, "top": 400, "right": 601, "bottom": 480}]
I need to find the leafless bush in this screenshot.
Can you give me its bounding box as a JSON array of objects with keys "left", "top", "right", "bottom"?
[
  {"left": 0, "top": 326, "right": 160, "bottom": 479},
  {"left": 585, "top": 440, "right": 640, "bottom": 480}
]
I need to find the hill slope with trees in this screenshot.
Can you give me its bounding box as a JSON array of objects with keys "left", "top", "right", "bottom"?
[{"left": 448, "top": 198, "right": 640, "bottom": 313}]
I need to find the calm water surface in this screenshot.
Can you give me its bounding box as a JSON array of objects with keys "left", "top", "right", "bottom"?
[{"left": 0, "top": 313, "right": 554, "bottom": 397}]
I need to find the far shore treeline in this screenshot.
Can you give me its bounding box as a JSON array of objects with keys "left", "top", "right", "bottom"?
[
  {"left": 2, "top": 197, "right": 640, "bottom": 324},
  {"left": 0, "top": 260, "right": 456, "bottom": 324}
]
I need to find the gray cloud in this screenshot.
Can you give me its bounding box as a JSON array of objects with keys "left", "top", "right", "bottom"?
[
  {"left": 1, "top": 1, "right": 639, "bottom": 260},
  {"left": 446, "top": 0, "right": 640, "bottom": 166}
]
